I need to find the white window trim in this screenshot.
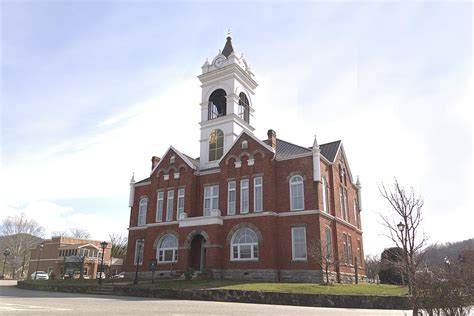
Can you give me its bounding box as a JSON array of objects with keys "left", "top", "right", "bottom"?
[
  {"left": 240, "top": 179, "right": 249, "bottom": 214},
  {"left": 166, "top": 190, "right": 174, "bottom": 222},
  {"left": 343, "top": 189, "right": 349, "bottom": 222},
  {"left": 157, "top": 235, "right": 178, "bottom": 263},
  {"left": 228, "top": 181, "right": 236, "bottom": 215},
  {"left": 253, "top": 177, "right": 263, "bottom": 213},
  {"left": 230, "top": 228, "right": 259, "bottom": 261},
  {"left": 322, "top": 177, "right": 328, "bottom": 213},
  {"left": 177, "top": 188, "right": 185, "bottom": 218},
  {"left": 353, "top": 198, "right": 358, "bottom": 227},
  {"left": 156, "top": 191, "right": 164, "bottom": 222},
  {"left": 290, "top": 175, "right": 305, "bottom": 211},
  {"left": 291, "top": 226, "right": 307, "bottom": 261},
  {"left": 138, "top": 198, "right": 148, "bottom": 226},
  {"left": 134, "top": 239, "right": 144, "bottom": 265},
  {"left": 204, "top": 185, "right": 219, "bottom": 216},
  {"left": 325, "top": 225, "right": 332, "bottom": 260}
]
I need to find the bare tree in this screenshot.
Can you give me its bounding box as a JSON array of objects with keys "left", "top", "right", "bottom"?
[
  {"left": 380, "top": 180, "right": 428, "bottom": 289},
  {"left": 0, "top": 214, "right": 44, "bottom": 279},
  {"left": 308, "top": 239, "right": 338, "bottom": 284},
  {"left": 68, "top": 228, "right": 91, "bottom": 239},
  {"left": 109, "top": 233, "right": 127, "bottom": 257},
  {"left": 379, "top": 179, "right": 429, "bottom": 315},
  {"left": 365, "top": 254, "right": 381, "bottom": 283}
]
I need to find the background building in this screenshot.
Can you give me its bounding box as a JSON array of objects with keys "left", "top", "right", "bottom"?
[
  {"left": 28, "top": 236, "right": 114, "bottom": 279},
  {"left": 125, "top": 34, "right": 365, "bottom": 283}
]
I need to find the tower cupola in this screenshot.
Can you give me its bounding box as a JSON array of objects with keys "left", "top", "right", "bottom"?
[{"left": 197, "top": 33, "right": 258, "bottom": 169}]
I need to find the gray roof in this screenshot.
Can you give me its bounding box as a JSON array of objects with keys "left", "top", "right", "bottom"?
[
  {"left": 183, "top": 154, "right": 199, "bottom": 168},
  {"left": 319, "top": 140, "right": 341, "bottom": 162},
  {"left": 263, "top": 138, "right": 311, "bottom": 158},
  {"left": 222, "top": 36, "right": 234, "bottom": 58},
  {"left": 135, "top": 177, "right": 150, "bottom": 184},
  {"left": 263, "top": 138, "right": 341, "bottom": 162}
]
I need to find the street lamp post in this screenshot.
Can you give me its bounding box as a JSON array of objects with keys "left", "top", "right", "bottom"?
[
  {"left": 397, "top": 222, "right": 411, "bottom": 292},
  {"left": 34, "top": 242, "right": 44, "bottom": 280},
  {"left": 2, "top": 249, "right": 10, "bottom": 279},
  {"left": 444, "top": 257, "right": 451, "bottom": 274},
  {"left": 133, "top": 239, "right": 143, "bottom": 285},
  {"left": 98, "top": 241, "right": 108, "bottom": 285}
]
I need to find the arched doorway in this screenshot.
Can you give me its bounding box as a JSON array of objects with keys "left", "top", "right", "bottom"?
[{"left": 189, "top": 234, "right": 206, "bottom": 271}]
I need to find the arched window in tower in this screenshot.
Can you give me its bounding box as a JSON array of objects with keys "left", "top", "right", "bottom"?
[
  {"left": 238, "top": 92, "right": 250, "bottom": 123},
  {"left": 208, "top": 89, "right": 227, "bottom": 120},
  {"left": 209, "top": 129, "right": 224, "bottom": 161}
]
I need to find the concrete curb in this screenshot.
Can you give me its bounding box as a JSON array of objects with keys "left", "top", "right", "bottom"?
[{"left": 17, "top": 281, "right": 412, "bottom": 310}]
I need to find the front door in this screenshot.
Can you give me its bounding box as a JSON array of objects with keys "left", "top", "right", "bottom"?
[{"left": 190, "top": 235, "right": 206, "bottom": 271}]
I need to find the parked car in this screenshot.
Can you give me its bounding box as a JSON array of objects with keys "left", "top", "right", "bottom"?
[
  {"left": 111, "top": 272, "right": 125, "bottom": 279},
  {"left": 31, "top": 271, "right": 49, "bottom": 280}
]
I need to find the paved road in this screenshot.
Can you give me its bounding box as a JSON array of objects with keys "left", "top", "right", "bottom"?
[{"left": 0, "top": 280, "right": 411, "bottom": 315}]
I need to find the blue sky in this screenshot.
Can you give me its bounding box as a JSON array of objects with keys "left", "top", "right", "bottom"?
[{"left": 1, "top": 1, "right": 472, "bottom": 255}]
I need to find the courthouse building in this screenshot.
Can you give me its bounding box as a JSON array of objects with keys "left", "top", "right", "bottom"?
[{"left": 125, "top": 34, "right": 365, "bottom": 282}]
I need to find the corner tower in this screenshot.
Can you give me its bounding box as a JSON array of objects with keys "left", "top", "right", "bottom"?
[{"left": 198, "top": 33, "right": 258, "bottom": 169}]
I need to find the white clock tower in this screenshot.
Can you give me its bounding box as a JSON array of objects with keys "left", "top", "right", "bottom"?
[{"left": 198, "top": 33, "right": 258, "bottom": 169}]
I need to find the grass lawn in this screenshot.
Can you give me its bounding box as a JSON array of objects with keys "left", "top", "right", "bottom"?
[{"left": 23, "top": 279, "right": 407, "bottom": 296}]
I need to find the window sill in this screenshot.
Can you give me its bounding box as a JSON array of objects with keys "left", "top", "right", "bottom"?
[
  {"left": 292, "top": 258, "right": 308, "bottom": 262},
  {"left": 230, "top": 258, "right": 259, "bottom": 262},
  {"left": 157, "top": 261, "right": 177, "bottom": 264}
]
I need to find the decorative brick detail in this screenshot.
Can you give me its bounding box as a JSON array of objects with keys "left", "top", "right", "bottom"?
[{"left": 225, "top": 223, "right": 263, "bottom": 244}]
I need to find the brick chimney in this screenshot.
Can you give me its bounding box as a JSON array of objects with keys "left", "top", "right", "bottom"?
[
  {"left": 267, "top": 129, "right": 277, "bottom": 150},
  {"left": 151, "top": 156, "right": 161, "bottom": 170}
]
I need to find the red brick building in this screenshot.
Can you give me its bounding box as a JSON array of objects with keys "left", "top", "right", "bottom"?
[{"left": 125, "top": 34, "right": 365, "bottom": 283}]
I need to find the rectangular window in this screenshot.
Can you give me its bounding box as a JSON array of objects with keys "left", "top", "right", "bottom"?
[
  {"left": 325, "top": 226, "right": 332, "bottom": 260},
  {"left": 339, "top": 187, "right": 344, "bottom": 219},
  {"left": 353, "top": 198, "right": 358, "bottom": 227},
  {"left": 240, "top": 179, "right": 249, "bottom": 214},
  {"left": 156, "top": 191, "right": 164, "bottom": 222},
  {"left": 166, "top": 190, "right": 174, "bottom": 221},
  {"left": 254, "top": 177, "right": 263, "bottom": 212},
  {"left": 291, "top": 227, "right": 307, "bottom": 260},
  {"left": 204, "top": 185, "right": 219, "bottom": 216},
  {"left": 228, "top": 181, "right": 236, "bottom": 215},
  {"left": 343, "top": 189, "right": 349, "bottom": 221},
  {"left": 134, "top": 239, "right": 144, "bottom": 265},
  {"left": 357, "top": 240, "right": 362, "bottom": 266},
  {"left": 177, "top": 188, "right": 185, "bottom": 219},
  {"left": 343, "top": 234, "right": 348, "bottom": 264},
  {"left": 348, "top": 235, "right": 353, "bottom": 265}
]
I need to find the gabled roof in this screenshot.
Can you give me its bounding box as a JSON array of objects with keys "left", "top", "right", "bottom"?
[
  {"left": 135, "top": 177, "right": 150, "bottom": 184},
  {"left": 218, "top": 129, "right": 275, "bottom": 165},
  {"left": 319, "top": 140, "right": 342, "bottom": 162},
  {"left": 263, "top": 138, "right": 342, "bottom": 163},
  {"left": 263, "top": 138, "right": 311, "bottom": 158},
  {"left": 150, "top": 145, "right": 197, "bottom": 175}
]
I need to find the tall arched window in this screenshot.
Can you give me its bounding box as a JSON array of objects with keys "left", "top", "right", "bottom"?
[
  {"left": 231, "top": 227, "right": 258, "bottom": 260},
  {"left": 322, "top": 176, "right": 328, "bottom": 213},
  {"left": 290, "top": 175, "right": 304, "bottom": 211},
  {"left": 209, "top": 129, "right": 224, "bottom": 161},
  {"left": 238, "top": 92, "right": 250, "bottom": 123},
  {"left": 138, "top": 197, "right": 148, "bottom": 226},
  {"left": 208, "top": 89, "right": 227, "bottom": 119},
  {"left": 157, "top": 234, "right": 178, "bottom": 263}
]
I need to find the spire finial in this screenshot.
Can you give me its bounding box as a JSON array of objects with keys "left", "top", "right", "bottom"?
[
  {"left": 356, "top": 175, "right": 361, "bottom": 187},
  {"left": 130, "top": 172, "right": 135, "bottom": 183},
  {"left": 227, "top": 28, "right": 232, "bottom": 39},
  {"left": 313, "top": 135, "right": 319, "bottom": 149}
]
